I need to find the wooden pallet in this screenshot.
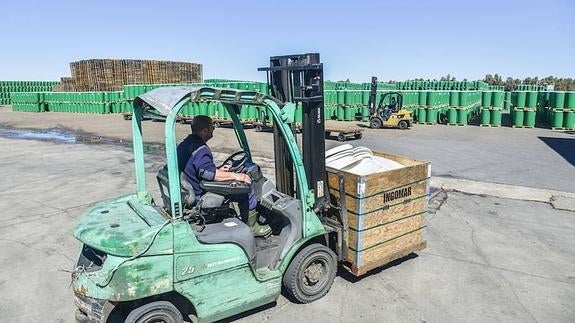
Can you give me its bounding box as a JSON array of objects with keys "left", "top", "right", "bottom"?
[
  {"left": 480, "top": 124, "right": 501, "bottom": 127},
  {"left": 511, "top": 125, "right": 534, "bottom": 128},
  {"left": 551, "top": 127, "right": 575, "bottom": 131}
]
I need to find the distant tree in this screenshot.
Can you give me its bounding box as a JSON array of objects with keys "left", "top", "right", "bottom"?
[{"left": 484, "top": 74, "right": 494, "bottom": 84}]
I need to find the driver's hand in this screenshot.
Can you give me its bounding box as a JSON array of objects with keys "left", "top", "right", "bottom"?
[
  {"left": 234, "top": 173, "right": 252, "bottom": 184},
  {"left": 220, "top": 164, "right": 231, "bottom": 172}
]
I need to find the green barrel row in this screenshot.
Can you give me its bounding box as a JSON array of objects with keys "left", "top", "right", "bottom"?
[
  {"left": 539, "top": 108, "right": 575, "bottom": 129},
  {"left": 0, "top": 80, "right": 58, "bottom": 105},
  {"left": 395, "top": 80, "right": 489, "bottom": 91},
  {"left": 481, "top": 91, "right": 505, "bottom": 108},
  {"left": 11, "top": 91, "right": 125, "bottom": 114},
  {"left": 515, "top": 84, "right": 546, "bottom": 91},
  {"left": 536, "top": 91, "right": 575, "bottom": 129},
  {"left": 479, "top": 108, "right": 503, "bottom": 126},
  {"left": 510, "top": 107, "right": 536, "bottom": 127},
  {"left": 441, "top": 91, "right": 482, "bottom": 125}
]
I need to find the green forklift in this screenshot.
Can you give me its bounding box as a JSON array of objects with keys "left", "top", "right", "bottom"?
[
  {"left": 71, "top": 54, "right": 425, "bottom": 323},
  {"left": 71, "top": 54, "right": 343, "bottom": 323}
]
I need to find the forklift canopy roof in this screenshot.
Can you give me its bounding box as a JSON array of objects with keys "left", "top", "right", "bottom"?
[{"left": 133, "top": 86, "right": 282, "bottom": 116}]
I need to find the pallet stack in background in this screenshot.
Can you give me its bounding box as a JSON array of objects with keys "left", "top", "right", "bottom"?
[{"left": 59, "top": 59, "right": 203, "bottom": 92}]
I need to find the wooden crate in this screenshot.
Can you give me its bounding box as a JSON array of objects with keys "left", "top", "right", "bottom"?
[{"left": 327, "top": 151, "right": 430, "bottom": 276}]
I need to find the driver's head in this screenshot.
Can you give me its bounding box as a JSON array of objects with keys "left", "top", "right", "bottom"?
[{"left": 191, "top": 115, "right": 214, "bottom": 142}]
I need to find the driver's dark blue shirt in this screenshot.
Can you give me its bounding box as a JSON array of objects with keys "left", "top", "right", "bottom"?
[{"left": 177, "top": 134, "right": 216, "bottom": 198}]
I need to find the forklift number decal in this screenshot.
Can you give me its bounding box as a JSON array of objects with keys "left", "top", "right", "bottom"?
[
  {"left": 317, "top": 181, "right": 324, "bottom": 198},
  {"left": 181, "top": 266, "right": 196, "bottom": 276}
]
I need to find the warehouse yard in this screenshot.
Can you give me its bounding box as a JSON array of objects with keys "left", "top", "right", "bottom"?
[{"left": 0, "top": 106, "right": 573, "bottom": 322}]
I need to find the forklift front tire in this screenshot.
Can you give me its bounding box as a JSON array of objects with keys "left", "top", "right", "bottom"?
[
  {"left": 398, "top": 120, "right": 408, "bottom": 130},
  {"left": 370, "top": 117, "right": 382, "bottom": 129},
  {"left": 283, "top": 244, "right": 337, "bottom": 304},
  {"left": 124, "top": 301, "right": 183, "bottom": 323}
]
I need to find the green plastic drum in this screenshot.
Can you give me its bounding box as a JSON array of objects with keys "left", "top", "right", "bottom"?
[
  {"left": 459, "top": 91, "right": 470, "bottom": 107},
  {"left": 336, "top": 106, "right": 345, "bottom": 121},
  {"left": 449, "top": 91, "right": 459, "bottom": 107},
  {"left": 480, "top": 109, "right": 491, "bottom": 125},
  {"left": 418, "top": 91, "right": 427, "bottom": 106},
  {"left": 565, "top": 92, "right": 575, "bottom": 109},
  {"left": 481, "top": 91, "right": 492, "bottom": 108},
  {"left": 361, "top": 106, "right": 369, "bottom": 121},
  {"left": 551, "top": 109, "right": 564, "bottom": 128},
  {"left": 336, "top": 91, "right": 345, "bottom": 105},
  {"left": 361, "top": 91, "right": 369, "bottom": 105},
  {"left": 564, "top": 110, "right": 575, "bottom": 128},
  {"left": 457, "top": 108, "right": 468, "bottom": 125},
  {"left": 417, "top": 107, "right": 426, "bottom": 122},
  {"left": 426, "top": 108, "right": 438, "bottom": 123},
  {"left": 553, "top": 91, "right": 565, "bottom": 109},
  {"left": 512, "top": 109, "right": 525, "bottom": 126},
  {"left": 515, "top": 91, "right": 527, "bottom": 107},
  {"left": 344, "top": 106, "right": 354, "bottom": 121},
  {"left": 526, "top": 91, "right": 538, "bottom": 108},
  {"left": 344, "top": 91, "right": 352, "bottom": 106},
  {"left": 491, "top": 109, "right": 502, "bottom": 126},
  {"left": 492, "top": 91, "right": 504, "bottom": 108},
  {"left": 427, "top": 91, "right": 438, "bottom": 107},
  {"left": 524, "top": 109, "right": 536, "bottom": 127},
  {"left": 448, "top": 108, "right": 457, "bottom": 124}
]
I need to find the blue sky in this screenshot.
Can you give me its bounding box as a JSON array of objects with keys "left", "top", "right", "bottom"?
[{"left": 0, "top": 0, "right": 573, "bottom": 82}]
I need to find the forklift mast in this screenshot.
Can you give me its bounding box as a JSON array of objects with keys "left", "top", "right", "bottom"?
[
  {"left": 368, "top": 76, "right": 378, "bottom": 115},
  {"left": 258, "top": 53, "right": 329, "bottom": 212}
]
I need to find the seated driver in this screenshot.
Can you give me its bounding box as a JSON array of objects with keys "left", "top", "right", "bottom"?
[{"left": 177, "top": 115, "right": 271, "bottom": 237}]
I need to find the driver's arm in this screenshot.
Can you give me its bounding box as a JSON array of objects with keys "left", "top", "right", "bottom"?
[
  {"left": 196, "top": 146, "right": 252, "bottom": 184},
  {"left": 214, "top": 169, "right": 251, "bottom": 183}
]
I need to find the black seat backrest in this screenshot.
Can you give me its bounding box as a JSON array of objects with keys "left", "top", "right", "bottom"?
[
  {"left": 157, "top": 165, "right": 197, "bottom": 213},
  {"left": 180, "top": 173, "right": 196, "bottom": 208}
]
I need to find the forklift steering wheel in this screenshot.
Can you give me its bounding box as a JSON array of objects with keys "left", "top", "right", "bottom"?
[{"left": 220, "top": 151, "right": 249, "bottom": 172}]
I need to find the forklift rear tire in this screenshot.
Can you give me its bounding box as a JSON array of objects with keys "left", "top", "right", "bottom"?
[
  {"left": 125, "top": 301, "right": 183, "bottom": 323},
  {"left": 398, "top": 120, "right": 408, "bottom": 130},
  {"left": 370, "top": 117, "right": 382, "bottom": 129},
  {"left": 337, "top": 133, "right": 346, "bottom": 142},
  {"left": 255, "top": 125, "right": 263, "bottom": 132},
  {"left": 213, "top": 121, "right": 221, "bottom": 128},
  {"left": 283, "top": 244, "right": 337, "bottom": 303}
]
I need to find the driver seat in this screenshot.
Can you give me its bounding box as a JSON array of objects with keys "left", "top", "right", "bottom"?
[{"left": 156, "top": 165, "right": 226, "bottom": 215}]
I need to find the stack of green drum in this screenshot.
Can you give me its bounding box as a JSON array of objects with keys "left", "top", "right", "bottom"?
[
  {"left": 479, "top": 91, "right": 504, "bottom": 127},
  {"left": 545, "top": 91, "right": 575, "bottom": 130},
  {"left": 417, "top": 91, "right": 449, "bottom": 124},
  {"left": 44, "top": 92, "right": 110, "bottom": 114},
  {"left": 444, "top": 91, "right": 481, "bottom": 125},
  {"left": 0, "top": 80, "right": 57, "bottom": 105},
  {"left": 510, "top": 91, "right": 537, "bottom": 127},
  {"left": 10, "top": 92, "right": 44, "bottom": 112}
]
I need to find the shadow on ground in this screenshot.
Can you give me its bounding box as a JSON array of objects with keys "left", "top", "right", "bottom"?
[{"left": 539, "top": 136, "right": 575, "bottom": 166}]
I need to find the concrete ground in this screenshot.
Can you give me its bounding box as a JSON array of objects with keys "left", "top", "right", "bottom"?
[{"left": 0, "top": 106, "right": 574, "bottom": 322}]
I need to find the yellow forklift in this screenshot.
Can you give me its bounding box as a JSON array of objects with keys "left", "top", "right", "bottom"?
[{"left": 368, "top": 77, "right": 413, "bottom": 130}]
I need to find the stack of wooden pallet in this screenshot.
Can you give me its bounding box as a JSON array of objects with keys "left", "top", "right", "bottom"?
[{"left": 58, "top": 59, "right": 203, "bottom": 92}]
